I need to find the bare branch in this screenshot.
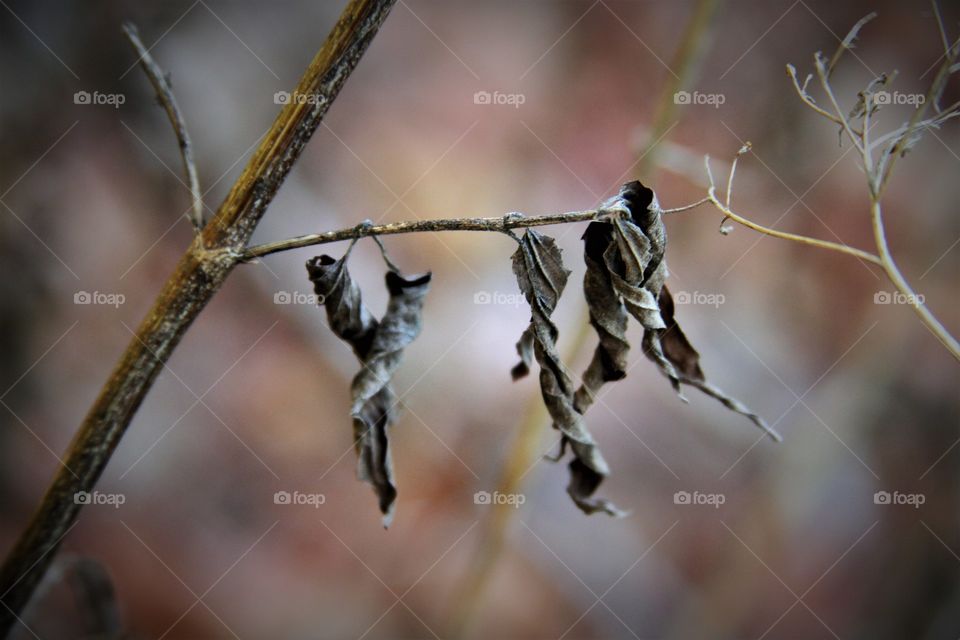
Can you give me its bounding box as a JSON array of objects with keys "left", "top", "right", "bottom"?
[
  {"left": 786, "top": 63, "right": 843, "bottom": 125},
  {"left": 826, "top": 12, "right": 876, "bottom": 77},
  {"left": 814, "top": 52, "right": 867, "bottom": 157},
  {"left": 242, "top": 209, "right": 604, "bottom": 260},
  {"left": 724, "top": 12, "right": 960, "bottom": 360},
  {"left": 661, "top": 197, "right": 710, "bottom": 214},
  {"left": 877, "top": 33, "right": 959, "bottom": 196},
  {"left": 123, "top": 23, "right": 204, "bottom": 231},
  {"left": 869, "top": 104, "right": 960, "bottom": 152},
  {"left": 726, "top": 142, "right": 750, "bottom": 209},
  {"left": 931, "top": 0, "right": 950, "bottom": 63},
  {"left": 671, "top": 155, "right": 883, "bottom": 265},
  {"left": 869, "top": 198, "right": 960, "bottom": 358}
]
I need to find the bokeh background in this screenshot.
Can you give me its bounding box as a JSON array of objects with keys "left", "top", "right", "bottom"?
[{"left": 1, "top": 1, "right": 958, "bottom": 638}]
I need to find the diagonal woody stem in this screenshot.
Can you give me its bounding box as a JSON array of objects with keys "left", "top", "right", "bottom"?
[{"left": 0, "top": 1, "right": 397, "bottom": 634}]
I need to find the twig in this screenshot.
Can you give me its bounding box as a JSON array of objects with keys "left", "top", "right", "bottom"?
[
  {"left": 676, "top": 9, "right": 960, "bottom": 360},
  {"left": 814, "top": 53, "right": 866, "bottom": 156},
  {"left": 662, "top": 197, "right": 710, "bottom": 214},
  {"left": 666, "top": 155, "right": 883, "bottom": 266},
  {"left": 826, "top": 11, "right": 876, "bottom": 77},
  {"left": 931, "top": 0, "right": 951, "bottom": 78},
  {"left": 122, "top": 23, "right": 204, "bottom": 231},
  {"left": 0, "top": 1, "right": 397, "bottom": 634},
  {"left": 868, "top": 104, "right": 960, "bottom": 151},
  {"left": 242, "top": 210, "right": 602, "bottom": 260},
  {"left": 675, "top": 147, "right": 958, "bottom": 359},
  {"left": 876, "top": 32, "right": 959, "bottom": 196},
  {"left": 701, "top": 190, "right": 882, "bottom": 264},
  {"left": 726, "top": 142, "right": 750, "bottom": 209},
  {"left": 786, "top": 64, "right": 844, "bottom": 126},
  {"left": 870, "top": 198, "right": 960, "bottom": 357}
]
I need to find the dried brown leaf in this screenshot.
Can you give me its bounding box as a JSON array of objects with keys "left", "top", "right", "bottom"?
[
  {"left": 308, "top": 254, "right": 433, "bottom": 525},
  {"left": 307, "top": 253, "right": 378, "bottom": 359},
  {"left": 574, "top": 221, "right": 629, "bottom": 413},
  {"left": 574, "top": 181, "right": 779, "bottom": 443},
  {"left": 349, "top": 270, "right": 431, "bottom": 526},
  {"left": 607, "top": 182, "right": 780, "bottom": 441},
  {"left": 512, "top": 230, "right": 625, "bottom": 517}
]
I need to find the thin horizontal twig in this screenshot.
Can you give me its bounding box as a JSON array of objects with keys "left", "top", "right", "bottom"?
[
  {"left": 243, "top": 189, "right": 885, "bottom": 268},
  {"left": 241, "top": 209, "right": 604, "bottom": 259}
]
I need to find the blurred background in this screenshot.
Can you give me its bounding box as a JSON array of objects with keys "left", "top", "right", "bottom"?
[{"left": 1, "top": 0, "right": 958, "bottom": 638}]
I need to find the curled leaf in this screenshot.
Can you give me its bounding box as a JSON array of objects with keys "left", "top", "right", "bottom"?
[
  {"left": 349, "top": 270, "right": 431, "bottom": 526},
  {"left": 307, "top": 254, "right": 378, "bottom": 359},
  {"left": 308, "top": 253, "right": 432, "bottom": 526},
  {"left": 350, "top": 271, "right": 432, "bottom": 416},
  {"left": 512, "top": 230, "right": 625, "bottom": 517},
  {"left": 601, "top": 183, "right": 685, "bottom": 396},
  {"left": 574, "top": 221, "right": 629, "bottom": 414},
  {"left": 351, "top": 385, "right": 398, "bottom": 522},
  {"left": 609, "top": 181, "right": 780, "bottom": 441}
]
